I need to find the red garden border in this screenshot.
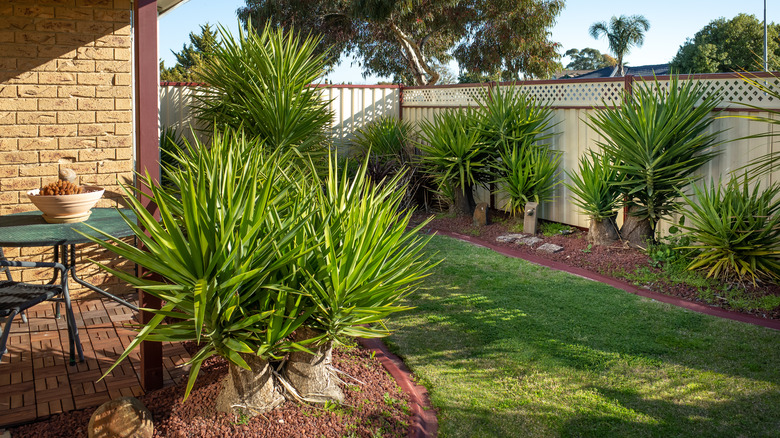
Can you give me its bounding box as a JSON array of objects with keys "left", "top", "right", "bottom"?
[
  {"left": 357, "top": 338, "right": 438, "bottom": 438},
  {"left": 433, "top": 230, "right": 780, "bottom": 331}
]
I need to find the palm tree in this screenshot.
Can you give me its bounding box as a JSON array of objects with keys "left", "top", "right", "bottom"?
[{"left": 589, "top": 15, "right": 650, "bottom": 76}]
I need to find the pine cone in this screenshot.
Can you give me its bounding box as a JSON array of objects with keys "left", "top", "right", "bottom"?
[{"left": 39, "top": 179, "right": 83, "bottom": 196}]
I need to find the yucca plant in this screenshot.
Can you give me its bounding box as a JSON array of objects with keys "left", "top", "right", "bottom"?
[
  {"left": 565, "top": 150, "right": 623, "bottom": 245},
  {"left": 588, "top": 75, "right": 725, "bottom": 245},
  {"left": 476, "top": 85, "right": 555, "bottom": 157},
  {"left": 82, "top": 131, "right": 318, "bottom": 415},
  {"left": 678, "top": 175, "right": 780, "bottom": 284},
  {"left": 496, "top": 144, "right": 561, "bottom": 216},
  {"left": 352, "top": 116, "right": 412, "bottom": 164},
  {"left": 351, "top": 116, "right": 421, "bottom": 209},
  {"left": 417, "top": 109, "right": 490, "bottom": 216},
  {"left": 193, "top": 24, "right": 333, "bottom": 157},
  {"left": 282, "top": 155, "right": 434, "bottom": 403}
]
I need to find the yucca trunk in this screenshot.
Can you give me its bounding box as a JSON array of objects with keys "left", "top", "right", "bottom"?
[
  {"left": 215, "top": 353, "right": 284, "bottom": 416},
  {"left": 619, "top": 206, "right": 653, "bottom": 246},
  {"left": 589, "top": 216, "right": 620, "bottom": 246},
  {"left": 453, "top": 184, "right": 475, "bottom": 217},
  {"left": 283, "top": 327, "right": 344, "bottom": 404}
]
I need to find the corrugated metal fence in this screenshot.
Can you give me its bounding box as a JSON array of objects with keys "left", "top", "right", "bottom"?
[{"left": 159, "top": 73, "right": 780, "bottom": 231}]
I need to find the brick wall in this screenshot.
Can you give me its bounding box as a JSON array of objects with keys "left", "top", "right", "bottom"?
[{"left": 0, "top": 0, "right": 136, "bottom": 297}]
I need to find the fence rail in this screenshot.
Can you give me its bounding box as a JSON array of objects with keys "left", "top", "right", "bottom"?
[{"left": 159, "top": 72, "right": 780, "bottom": 232}]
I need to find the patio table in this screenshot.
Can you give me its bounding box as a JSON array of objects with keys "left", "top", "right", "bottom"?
[{"left": 0, "top": 208, "right": 139, "bottom": 312}]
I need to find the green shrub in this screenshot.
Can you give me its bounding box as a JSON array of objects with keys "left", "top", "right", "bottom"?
[
  {"left": 351, "top": 116, "right": 422, "bottom": 210},
  {"left": 476, "top": 85, "right": 559, "bottom": 216},
  {"left": 495, "top": 144, "right": 561, "bottom": 215},
  {"left": 417, "top": 109, "right": 490, "bottom": 216},
  {"left": 540, "top": 221, "right": 573, "bottom": 237},
  {"left": 302, "top": 155, "right": 434, "bottom": 342},
  {"left": 565, "top": 150, "right": 622, "bottom": 221},
  {"left": 85, "top": 131, "right": 318, "bottom": 399},
  {"left": 352, "top": 116, "right": 412, "bottom": 165},
  {"left": 476, "top": 85, "right": 555, "bottom": 155},
  {"left": 678, "top": 175, "right": 780, "bottom": 284},
  {"left": 587, "top": 76, "right": 725, "bottom": 241},
  {"left": 193, "top": 24, "right": 332, "bottom": 156}
]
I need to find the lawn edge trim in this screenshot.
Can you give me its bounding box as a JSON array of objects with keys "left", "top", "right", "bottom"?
[
  {"left": 433, "top": 229, "right": 780, "bottom": 331},
  {"left": 357, "top": 337, "right": 438, "bottom": 438}
]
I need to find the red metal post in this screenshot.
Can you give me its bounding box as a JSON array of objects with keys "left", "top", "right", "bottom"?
[{"left": 134, "top": 0, "right": 163, "bottom": 392}]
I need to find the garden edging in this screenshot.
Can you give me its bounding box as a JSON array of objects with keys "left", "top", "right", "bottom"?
[
  {"left": 357, "top": 338, "right": 438, "bottom": 438},
  {"left": 433, "top": 229, "right": 780, "bottom": 331}
]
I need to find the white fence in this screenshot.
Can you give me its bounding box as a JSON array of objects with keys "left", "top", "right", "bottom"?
[
  {"left": 159, "top": 73, "right": 780, "bottom": 231},
  {"left": 159, "top": 83, "right": 400, "bottom": 149}
]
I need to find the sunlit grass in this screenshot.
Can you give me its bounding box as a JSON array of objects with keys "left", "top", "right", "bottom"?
[{"left": 386, "top": 235, "right": 780, "bottom": 438}]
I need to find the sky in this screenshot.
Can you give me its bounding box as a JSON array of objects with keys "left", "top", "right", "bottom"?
[{"left": 158, "top": 0, "right": 779, "bottom": 84}]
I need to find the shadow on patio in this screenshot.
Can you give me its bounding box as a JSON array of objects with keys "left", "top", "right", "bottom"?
[{"left": 0, "top": 295, "right": 190, "bottom": 428}]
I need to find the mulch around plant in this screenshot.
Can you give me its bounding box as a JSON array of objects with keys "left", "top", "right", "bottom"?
[
  {"left": 11, "top": 343, "right": 418, "bottom": 438},
  {"left": 413, "top": 211, "right": 780, "bottom": 323}
]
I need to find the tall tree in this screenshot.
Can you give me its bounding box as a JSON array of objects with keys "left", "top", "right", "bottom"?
[
  {"left": 588, "top": 15, "right": 650, "bottom": 76},
  {"left": 564, "top": 47, "right": 617, "bottom": 70},
  {"left": 160, "top": 23, "right": 220, "bottom": 82},
  {"left": 564, "top": 48, "right": 616, "bottom": 70},
  {"left": 670, "top": 14, "right": 780, "bottom": 73},
  {"left": 237, "top": 0, "right": 564, "bottom": 85}
]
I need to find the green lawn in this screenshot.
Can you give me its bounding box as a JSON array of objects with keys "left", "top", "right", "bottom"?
[{"left": 385, "top": 235, "right": 780, "bottom": 438}]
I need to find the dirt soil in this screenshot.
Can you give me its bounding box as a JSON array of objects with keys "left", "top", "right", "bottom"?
[
  {"left": 413, "top": 210, "right": 780, "bottom": 320},
  {"left": 11, "top": 344, "right": 412, "bottom": 438}
]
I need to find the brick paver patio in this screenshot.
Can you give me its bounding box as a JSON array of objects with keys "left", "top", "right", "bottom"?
[{"left": 0, "top": 295, "right": 191, "bottom": 427}]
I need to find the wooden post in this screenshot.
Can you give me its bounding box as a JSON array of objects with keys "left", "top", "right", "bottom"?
[{"left": 134, "top": 0, "right": 163, "bottom": 392}]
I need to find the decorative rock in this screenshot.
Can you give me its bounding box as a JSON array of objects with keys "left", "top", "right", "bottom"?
[
  {"left": 473, "top": 203, "right": 489, "bottom": 226},
  {"left": 496, "top": 234, "right": 527, "bottom": 243},
  {"left": 0, "top": 428, "right": 10, "bottom": 438},
  {"left": 88, "top": 397, "right": 153, "bottom": 438},
  {"left": 537, "top": 243, "right": 564, "bottom": 253},
  {"left": 58, "top": 168, "right": 77, "bottom": 183},
  {"left": 517, "top": 236, "right": 543, "bottom": 246}
]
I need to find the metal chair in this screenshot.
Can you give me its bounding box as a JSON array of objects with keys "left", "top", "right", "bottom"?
[{"left": 0, "top": 257, "right": 85, "bottom": 365}]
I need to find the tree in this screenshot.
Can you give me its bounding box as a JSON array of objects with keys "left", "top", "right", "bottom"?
[
  {"left": 237, "top": 0, "right": 564, "bottom": 85},
  {"left": 670, "top": 14, "right": 780, "bottom": 73},
  {"left": 564, "top": 48, "right": 616, "bottom": 70},
  {"left": 160, "top": 23, "right": 220, "bottom": 82},
  {"left": 588, "top": 15, "right": 650, "bottom": 77}
]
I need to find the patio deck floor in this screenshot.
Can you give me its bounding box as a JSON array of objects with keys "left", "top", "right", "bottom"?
[{"left": 0, "top": 295, "right": 191, "bottom": 428}]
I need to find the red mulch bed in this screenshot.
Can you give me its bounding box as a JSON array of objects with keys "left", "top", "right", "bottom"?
[
  {"left": 11, "top": 344, "right": 411, "bottom": 438},
  {"left": 413, "top": 211, "right": 780, "bottom": 320}
]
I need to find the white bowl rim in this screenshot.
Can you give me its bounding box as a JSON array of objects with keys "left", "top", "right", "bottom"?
[{"left": 27, "top": 186, "right": 105, "bottom": 198}]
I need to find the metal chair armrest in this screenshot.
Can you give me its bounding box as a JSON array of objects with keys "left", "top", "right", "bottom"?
[{"left": 0, "top": 260, "right": 66, "bottom": 272}]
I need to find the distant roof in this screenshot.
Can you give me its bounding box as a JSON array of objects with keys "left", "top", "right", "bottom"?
[
  {"left": 573, "top": 64, "right": 670, "bottom": 79},
  {"left": 552, "top": 69, "right": 595, "bottom": 79}
]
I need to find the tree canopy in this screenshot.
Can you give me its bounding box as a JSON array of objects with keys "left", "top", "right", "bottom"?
[
  {"left": 589, "top": 15, "right": 650, "bottom": 76},
  {"left": 160, "top": 23, "right": 220, "bottom": 82},
  {"left": 670, "top": 14, "right": 780, "bottom": 73},
  {"left": 564, "top": 48, "right": 616, "bottom": 70},
  {"left": 236, "top": 0, "right": 564, "bottom": 85}
]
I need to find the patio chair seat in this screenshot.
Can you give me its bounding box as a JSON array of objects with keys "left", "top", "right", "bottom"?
[
  {"left": 0, "top": 281, "right": 61, "bottom": 316},
  {"left": 0, "top": 281, "right": 63, "bottom": 362}
]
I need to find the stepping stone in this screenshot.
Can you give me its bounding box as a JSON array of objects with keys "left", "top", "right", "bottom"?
[
  {"left": 517, "top": 236, "right": 543, "bottom": 246},
  {"left": 537, "top": 243, "right": 564, "bottom": 253},
  {"left": 496, "top": 234, "right": 527, "bottom": 243}
]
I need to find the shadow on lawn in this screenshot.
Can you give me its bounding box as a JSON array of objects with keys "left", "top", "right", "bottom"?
[
  {"left": 402, "top": 254, "right": 780, "bottom": 386},
  {"left": 386, "top": 236, "right": 780, "bottom": 436},
  {"left": 560, "top": 387, "right": 780, "bottom": 438}
]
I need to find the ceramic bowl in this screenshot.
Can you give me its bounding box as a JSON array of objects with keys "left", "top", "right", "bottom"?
[{"left": 27, "top": 186, "right": 105, "bottom": 223}]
